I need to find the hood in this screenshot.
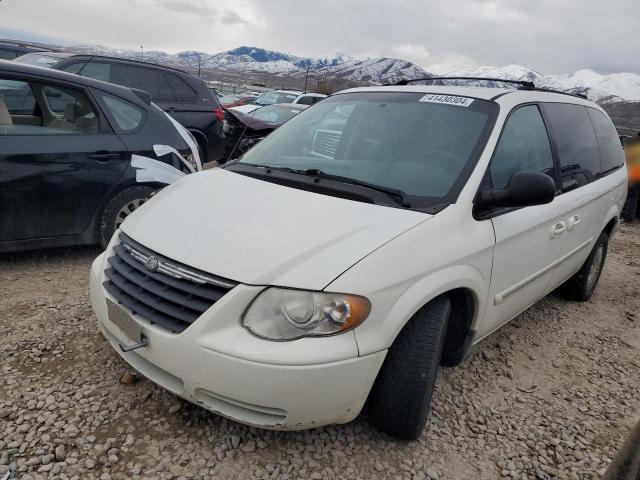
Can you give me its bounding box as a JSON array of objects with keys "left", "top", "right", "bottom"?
[
  {"left": 121, "top": 169, "right": 430, "bottom": 290},
  {"left": 228, "top": 104, "right": 260, "bottom": 114}
]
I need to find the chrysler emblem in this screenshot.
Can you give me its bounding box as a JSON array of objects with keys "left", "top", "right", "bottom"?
[{"left": 145, "top": 256, "right": 160, "bottom": 272}]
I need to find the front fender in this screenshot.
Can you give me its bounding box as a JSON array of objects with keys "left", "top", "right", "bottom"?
[{"left": 325, "top": 203, "right": 494, "bottom": 357}]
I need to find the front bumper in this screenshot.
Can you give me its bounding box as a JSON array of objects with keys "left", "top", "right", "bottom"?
[{"left": 89, "top": 251, "right": 386, "bottom": 429}]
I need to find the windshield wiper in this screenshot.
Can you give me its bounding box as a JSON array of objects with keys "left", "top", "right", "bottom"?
[
  {"left": 237, "top": 164, "right": 412, "bottom": 207},
  {"left": 302, "top": 168, "right": 412, "bottom": 207}
]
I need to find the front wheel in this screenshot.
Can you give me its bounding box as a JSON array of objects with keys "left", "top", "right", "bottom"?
[
  {"left": 559, "top": 232, "right": 609, "bottom": 301},
  {"left": 366, "top": 296, "right": 450, "bottom": 440},
  {"left": 98, "top": 186, "right": 155, "bottom": 248}
]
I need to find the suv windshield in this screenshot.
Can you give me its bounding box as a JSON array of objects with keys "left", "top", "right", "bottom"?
[
  {"left": 255, "top": 91, "right": 300, "bottom": 106},
  {"left": 238, "top": 91, "right": 498, "bottom": 206}
]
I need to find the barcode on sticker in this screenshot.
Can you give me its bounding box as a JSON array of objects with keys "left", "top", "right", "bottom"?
[{"left": 419, "top": 94, "right": 474, "bottom": 107}]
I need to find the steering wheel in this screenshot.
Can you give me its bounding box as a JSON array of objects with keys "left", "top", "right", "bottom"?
[{"left": 419, "top": 149, "right": 461, "bottom": 174}]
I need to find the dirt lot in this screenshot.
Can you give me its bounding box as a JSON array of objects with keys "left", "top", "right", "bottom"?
[{"left": 1, "top": 225, "right": 639, "bottom": 480}]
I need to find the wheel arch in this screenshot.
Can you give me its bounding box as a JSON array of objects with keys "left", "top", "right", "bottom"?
[
  {"left": 188, "top": 128, "right": 208, "bottom": 157},
  {"left": 355, "top": 264, "right": 486, "bottom": 365}
]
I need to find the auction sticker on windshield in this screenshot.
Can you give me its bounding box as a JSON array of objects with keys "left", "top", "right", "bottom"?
[{"left": 419, "top": 94, "right": 474, "bottom": 107}]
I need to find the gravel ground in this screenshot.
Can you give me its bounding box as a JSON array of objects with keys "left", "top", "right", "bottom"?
[{"left": 1, "top": 224, "right": 639, "bottom": 480}]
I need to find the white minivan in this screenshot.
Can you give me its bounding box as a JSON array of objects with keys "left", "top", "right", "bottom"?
[{"left": 89, "top": 82, "right": 627, "bottom": 439}]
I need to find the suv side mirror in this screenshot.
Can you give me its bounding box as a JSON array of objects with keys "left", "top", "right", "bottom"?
[{"left": 480, "top": 171, "right": 556, "bottom": 209}]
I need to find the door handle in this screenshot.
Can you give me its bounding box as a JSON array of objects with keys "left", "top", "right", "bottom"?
[
  {"left": 567, "top": 214, "right": 581, "bottom": 231},
  {"left": 550, "top": 221, "right": 567, "bottom": 238},
  {"left": 88, "top": 152, "right": 120, "bottom": 161}
]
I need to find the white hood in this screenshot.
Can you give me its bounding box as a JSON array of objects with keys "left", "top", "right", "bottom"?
[
  {"left": 228, "top": 104, "right": 261, "bottom": 114},
  {"left": 121, "top": 169, "right": 430, "bottom": 290}
]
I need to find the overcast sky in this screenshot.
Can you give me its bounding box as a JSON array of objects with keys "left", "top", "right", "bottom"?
[{"left": 1, "top": 0, "right": 638, "bottom": 74}]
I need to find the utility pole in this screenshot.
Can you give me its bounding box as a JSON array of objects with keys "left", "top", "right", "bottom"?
[
  {"left": 198, "top": 55, "right": 201, "bottom": 78},
  {"left": 140, "top": 46, "right": 143, "bottom": 61},
  {"left": 304, "top": 67, "right": 310, "bottom": 92}
]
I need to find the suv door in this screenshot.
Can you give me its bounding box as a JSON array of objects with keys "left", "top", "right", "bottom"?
[
  {"left": 478, "top": 104, "right": 565, "bottom": 337},
  {"left": 0, "top": 75, "right": 129, "bottom": 242},
  {"left": 540, "top": 103, "right": 623, "bottom": 288}
]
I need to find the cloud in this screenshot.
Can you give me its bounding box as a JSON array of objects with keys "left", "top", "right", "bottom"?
[
  {"left": 0, "top": 0, "right": 638, "bottom": 75},
  {"left": 220, "top": 10, "right": 245, "bottom": 25}
]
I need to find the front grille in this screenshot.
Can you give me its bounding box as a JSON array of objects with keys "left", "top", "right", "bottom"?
[{"left": 103, "top": 233, "right": 236, "bottom": 333}]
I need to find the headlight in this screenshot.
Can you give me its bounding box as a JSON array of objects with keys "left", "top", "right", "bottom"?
[{"left": 242, "top": 288, "right": 371, "bottom": 340}]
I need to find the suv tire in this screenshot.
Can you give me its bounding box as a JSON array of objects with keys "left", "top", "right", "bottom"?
[
  {"left": 367, "top": 296, "right": 450, "bottom": 440},
  {"left": 98, "top": 186, "right": 155, "bottom": 248},
  {"left": 559, "top": 232, "right": 609, "bottom": 301}
]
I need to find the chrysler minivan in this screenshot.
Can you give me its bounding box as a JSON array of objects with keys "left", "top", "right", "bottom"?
[{"left": 89, "top": 82, "right": 626, "bottom": 439}]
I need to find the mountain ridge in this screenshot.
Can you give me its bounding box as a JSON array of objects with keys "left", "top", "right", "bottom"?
[{"left": 64, "top": 44, "right": 640, "bottom": 101}]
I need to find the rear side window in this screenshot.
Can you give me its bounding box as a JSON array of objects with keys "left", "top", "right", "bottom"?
[
  {"left": 296, "top": 96, "right": 314, "bottom": 106},
  {"left": 112, "top": 64, "right": 176, "bottom": 102},
  {"left": 543, "top": 103, "right": 601, "bottom": 186},
  {"left": 490, "top": 105, "right": 555, "bottom": 189},
  {"left": 587, "top": 108, "right": 625, "bottom": 174},
  {"left": 165, "top": 73, "right": 196, "bottom": 102},
  {"left": 101, "top": 94, "right": 144, "bottom": 131}
]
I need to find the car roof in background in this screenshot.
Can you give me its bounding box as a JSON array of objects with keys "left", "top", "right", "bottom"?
[
  {"left": 0, "top": 59, "right": 152, "bottom": 108},
  {"left": 18, "top": 51, "right": 75, "bottom": 59},
  {"left": 337, "top": 85, "right": 596, "bottom": 106},
  {"left": 54, "top": 53, "right": 192, "bottom": 75}
]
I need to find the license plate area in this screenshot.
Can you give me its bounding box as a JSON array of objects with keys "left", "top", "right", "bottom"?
[{"left": 107, "top": 299, "right": 143, "bottom": 343}]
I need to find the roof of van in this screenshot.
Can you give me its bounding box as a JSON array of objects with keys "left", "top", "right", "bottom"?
[{"left": 338, "top": 85, "right": 594, "bottom": 106}]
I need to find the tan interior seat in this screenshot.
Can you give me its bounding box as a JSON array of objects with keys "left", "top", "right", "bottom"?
[{"left": 0, "top": 97, "right": 12, "bottom": 125}]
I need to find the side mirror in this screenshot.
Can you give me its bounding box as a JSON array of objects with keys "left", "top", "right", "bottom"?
[{"left": 480, "top": 171, "right": 556, "bottom": 209}]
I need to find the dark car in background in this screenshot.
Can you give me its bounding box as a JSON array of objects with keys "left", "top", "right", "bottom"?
[
  {"left": 0, "top": 60, "right": 201, "bottom": 253},
  {"left": 14, "top": 52, "right": 225, "bottom": 163},
  {"left": 218, "top": 93, "right": 258, "bottom": 109},
  {"left": 0, "top": 39, "right": 57, "bottom": 61},
  {"left": 223, "top": 103, "right": 308, "bottom": 161}
]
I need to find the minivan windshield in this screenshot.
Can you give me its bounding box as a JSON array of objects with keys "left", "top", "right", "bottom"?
[{"left": 238, "top": 91, "right": 498, "bottom": 205}]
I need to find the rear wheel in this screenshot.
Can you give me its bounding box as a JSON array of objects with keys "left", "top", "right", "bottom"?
[
  {"left": 559, "top": 232, "right": 609, "bottom": 301},
  {"left": 366, "top": 296, "right": 450, "bottom": 440},
  {"left": 98, "top": 186, "right": 155, "bottom": 248}
]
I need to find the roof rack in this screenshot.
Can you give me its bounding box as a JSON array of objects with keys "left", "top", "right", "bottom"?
[
  {"left": 394, "top": 76, "right": 589, "bottom": 100},
  {"left": 395, "top": 76, "right": 535, "bottom": 88}
]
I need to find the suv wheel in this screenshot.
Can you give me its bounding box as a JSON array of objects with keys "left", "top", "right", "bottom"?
[
  {"left": 98, "top": 186, "right": 155, "bottom": 248},
  {"left": 366, "top": 296, "right": 450, "bottom": 440},
  {"left": 559, "top": 232, "right": 609, "bottom": 301}
]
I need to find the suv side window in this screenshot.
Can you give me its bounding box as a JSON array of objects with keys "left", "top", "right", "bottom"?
[
  {"left": 490, "top": 105, "right": 555, "bottom": 189},
  {"left": 112, "top": 64, "right": 176, "bottom": 102},
  {"left": 586, "top": 108, "right": 625, "bottom": 174},
  {"left": 164, "top": 73, "right": 196, "bottom": 103},
  {"left": 79, "top": 62, "right": 111, "bottom": 83},
  {"left": 542, "top": 103, "right": 601, "bottom": 189}
]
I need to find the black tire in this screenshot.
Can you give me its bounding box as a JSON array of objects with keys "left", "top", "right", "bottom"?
[
  {"left": 98, "top": 186, "right": 155, "bottom": 249},
  {"left": 367, "top": 296, "right": 451, "bottom": 440},
  {"left": 559, "top": 232, "right": 609, "bottom": 301}
]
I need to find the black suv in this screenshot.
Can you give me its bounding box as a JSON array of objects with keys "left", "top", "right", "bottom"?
[
  {"left": 15, "top": 52, "right": 225, "bottom": 163},
  {"left": 0, "top": 60, "right": 199, "bottom": 253}
]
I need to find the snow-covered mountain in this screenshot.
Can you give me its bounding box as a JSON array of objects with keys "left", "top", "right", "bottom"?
[
  {"left": 66, "top": 44, "right": 427, "bottom": 84},
  {"left": 65, "top": 43, "right": 640, "bottom": 102},
  {"left": 445, "top": 64, "right": 640, "bottom": 102}
]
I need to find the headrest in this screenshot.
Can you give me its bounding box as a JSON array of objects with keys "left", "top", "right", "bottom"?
[
  {"left": 0, "top": 97, "right": 12, "bottom": 125},
  {"left": 64, "top": 103, "right": 84, "bottom": 122}
]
